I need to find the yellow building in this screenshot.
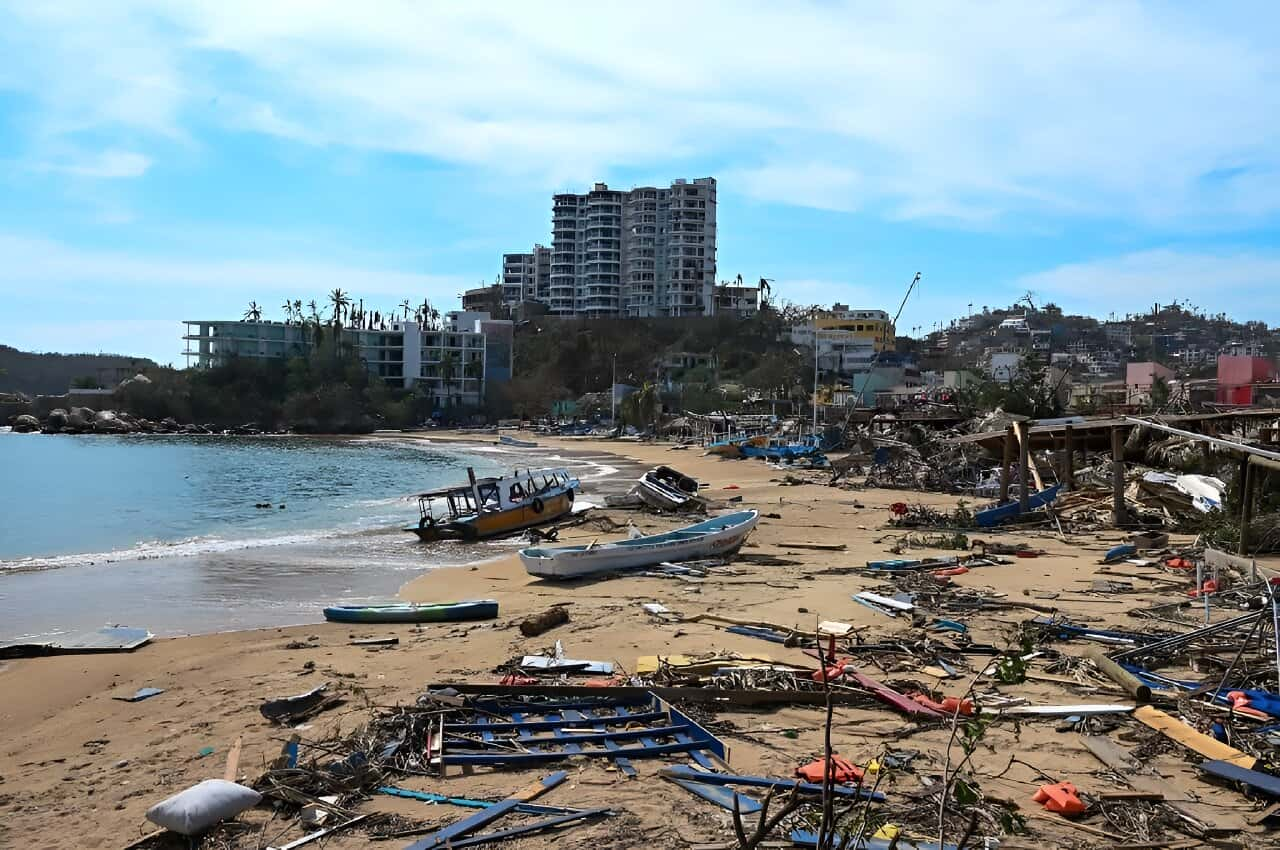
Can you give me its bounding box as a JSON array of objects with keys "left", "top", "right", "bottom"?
[{"left": 813, "top": 305, "right": 895, "bottom": 352}]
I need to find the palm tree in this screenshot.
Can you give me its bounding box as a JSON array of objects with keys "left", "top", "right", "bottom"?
[
  {"left": 244, "top": 301, "right": 263, "bottom": 322},
  {"left": 464, "top": 357, "right": 485, "bottom": 403},
  {"left": 280, "top": 300, "right": 294, "bottom": 323},
  {"left": 440, "top": 350, "right": 459, "bottom": 404},
  {"left": 400, "top": 299, "right": 411, "bottom": 320},
  {"left": 306, "top": 300, "right": 319, "bottom": 323},
  {"left": 328, "top": 288, "right": 350, "bottom": 324}
]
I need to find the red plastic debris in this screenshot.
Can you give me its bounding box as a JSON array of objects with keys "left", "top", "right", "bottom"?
[
  {"left": 724, "top": 484, "right": 740, "bottom": 490},
  {"left": 1227, "top": 690, "right": 1251, "bottom": 709},
  {"left": 1165, "top": 557, "right": 1195, "bottom": 570},
  {"left": 796, "top": 755, "right": 865, "bottom": 784},
  {"left": 812, "top": 661, "right": 847, "bottom": 683},
  {"left": 890, "top": 502, "right": 909, "bottom": 516},
  {"left": 1188, "top": 579, "right": 1219, "bottom": 598},
  {"left": 933, "top": 566, "right": 970, "bottom": 577},
  {"left": 499, "top": 674, "right": 539, "bottom": 686},
  {"left": 1032, "top": 781, "right": 1086, "bottom": 815},
  {"left": 909, "top": 692, "right": 974, "bottom": 716}
]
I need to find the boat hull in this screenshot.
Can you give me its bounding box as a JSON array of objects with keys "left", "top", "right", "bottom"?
[
  {"left": 519, "top": 510, "right": 759, "bottom": 580},
  {"left": 408, "top": 491, "right": 575, "bottom": 541},
  {"left": 322, "top": 600, "right": 499, "bottom": 624},
  {"left": 975, "top": 484, "right": 1061, "bottom": 527}
]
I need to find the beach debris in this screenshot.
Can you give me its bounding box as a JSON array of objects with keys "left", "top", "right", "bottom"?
[
  {"left": 259, "top": 683, "right": 344, "bottom": 725},
  {"left": 350, "top": 636, "right": 399, "bottom": 646},
  {"left": 1081, "top": 645, "right": 1152, "bottom": 702},
  {"left": 401, "top": 772, "right": 609, "bottom": 850},
  {"left": 519, "top": 640, "right": 613, "bottom": 675},
  {"left": 113, "top": 686, "right": 164, "bottom": 703},
  {"left": 1032, "top": 781, "right": 1086, "bottom": 815},
  {"left": 779, "top": 541, "right": 846, "bottom": 551},
  {"left": 1131, "top": 705, "right": 1257, "bottom": 769},
  {"left": 266, "top": 814, "right": 370, "bottom": 850},
  {"left": 519, "top": 605, "right": 570, "bottom": 637},
  {"left": 0, "top": 625, "right": 153, "bottom": 659},
  {"left": 145, "top": 778, "right": 262, "bottom": 836},
  {"left": 795, "top": 755, "right": 865, "bottom": 784}
]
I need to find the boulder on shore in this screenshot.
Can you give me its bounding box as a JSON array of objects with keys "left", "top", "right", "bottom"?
[
  {"left": 12, "top": 414, "right": 40, "bottom": 433},
  {"left": 44, "top": 409, "right": 68, "bottom": 433},
  {"left": 66, "top": 407, "right": 97, "bottom": 433},
  {"left": 92, "top": 410, "right": 134, "bottom": 434}
]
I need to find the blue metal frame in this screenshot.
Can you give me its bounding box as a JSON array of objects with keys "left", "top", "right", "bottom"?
[{"left": 437, "top": 691, "right": 727, "bottom": 768}]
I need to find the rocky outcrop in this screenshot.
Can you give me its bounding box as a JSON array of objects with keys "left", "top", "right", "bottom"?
[
  {"left": 66, "top": 407, "right": 96, "bottom": 433},
  {"left": 11, "top": 414, "right": 40, "bottom": 432},
  {"left": 92, "top": 410, "right": 134, "bottom": 433},
  {"left": 43, "top": 408, "right": 68, "bottom": 433}
]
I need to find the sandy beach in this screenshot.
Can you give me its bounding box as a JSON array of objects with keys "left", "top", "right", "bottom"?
[{"left": 0, "top": 434, "right": 1267, "bottom": 849}]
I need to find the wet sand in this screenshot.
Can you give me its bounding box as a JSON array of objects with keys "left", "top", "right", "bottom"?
[{"left": 0, "top": 434, "right": 1265, "bottom": 849}]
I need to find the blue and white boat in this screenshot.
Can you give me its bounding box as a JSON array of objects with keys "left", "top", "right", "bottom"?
[
  {"left": 739, "top": 435, "right": 822, "bottom": 460},
  {"left": 519, "top": 510, "right": 760, "bottom": 580}
]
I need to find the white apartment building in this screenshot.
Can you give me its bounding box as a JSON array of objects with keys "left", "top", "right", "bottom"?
[
  {"left": 502, "top": 245, "right": 551, "bottom": 303},
  {"left": 183, "top": 312, "right": 513, "bottom": 408},
  {"left": 546, "top": 178, "right": 717, "bottom": 318}
]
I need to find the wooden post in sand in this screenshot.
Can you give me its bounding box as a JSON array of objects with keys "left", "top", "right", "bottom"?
[
  {"left": 1112, "top": 426, "right": 1126, "bottom": 526},
  {"left": 1000, "top": 425, "right": 1014, "bottom": 503},
  {"left": 1239, "top": 455, "right": 1254, "bottom": 557},
  {"left": 1017, "top": 424, "right": 1031, "bottom": 514},
  {"left": 1064, "top": 425, "right": 1076, "bottom": 491}
]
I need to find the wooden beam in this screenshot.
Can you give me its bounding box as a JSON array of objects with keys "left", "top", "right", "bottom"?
[
  {"left": 1132, "top": 705, "right": 1257, "bottom": 769},
  {"left": 1239, "top": 455, "right": 1254, "bottom": 557},
  {"left": 1064, "top": 424, "right": 1076, "bottom": 491},
  {"left": 1112, "top": 426, "right": 1126, "bottom": 526},
  {"left": 1015, "top": 422, "right": 1031, "bottom": 512},
  {"left": 1000, "top": 425, "right": 1014, "bottom": 503}
]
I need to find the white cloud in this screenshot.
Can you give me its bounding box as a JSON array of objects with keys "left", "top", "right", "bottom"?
[
  {"left": 38, "top": 149, "right": 152, "bottom": 179},
  {"left": 3, "top": 1, "right": 1280, "bottom": 224},
  {"left": 1019, "top": 249, "right": 1280, "bottom": 322},
  {"left": 0, "top": 232, "right": 467, "bottom": 298}
]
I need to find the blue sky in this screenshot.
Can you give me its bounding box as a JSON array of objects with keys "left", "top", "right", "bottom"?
[{"left": 1, "top": 1, "right": 1279, "bottom": 366}]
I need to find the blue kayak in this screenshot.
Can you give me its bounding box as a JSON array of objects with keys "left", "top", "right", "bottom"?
[
  {"left": 975, "top": 484, "right": 1061, "bottom": 527},
  {"left": 323, "top": 600, "right": 498, "bottom": 624}
]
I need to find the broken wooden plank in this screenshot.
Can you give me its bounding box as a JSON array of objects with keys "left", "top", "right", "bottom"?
[
  {"left": 1133, "top": 706, "right": 1256, "bottom": 769},
  {"left": 779, "top": 541, "right": 847, "bottom": 551},
  {"left": 223, "top": 736, "right": 242, "bottom": 782},
  {"left": 1081, "top": 734, "right": 1142, "bottom": 771}
]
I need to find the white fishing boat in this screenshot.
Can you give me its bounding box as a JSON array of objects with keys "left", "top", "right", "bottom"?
[
  {"left": 634, "top": 465, "right": 701, "bottom": 511},
  {"left": 498, "top": 435, "right": 539, "bottom": 448},
  {"left": 519, "top": 510, "right": 759, "bottom": 580}
]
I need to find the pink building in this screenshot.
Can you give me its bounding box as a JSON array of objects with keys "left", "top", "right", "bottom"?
[
  {"left": 1217, "top": 355, "right": 1279, "bottom": 405},
  {"left": 1125, "top": 361, "right": 1174, "bottom": 390}
]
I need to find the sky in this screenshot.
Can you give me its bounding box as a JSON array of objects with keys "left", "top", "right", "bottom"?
[{"left": 1, "top": 1, "right": 1279, "bottom": 366}]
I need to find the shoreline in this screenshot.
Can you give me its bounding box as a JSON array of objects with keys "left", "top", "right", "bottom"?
[{"left": 2, "top": 435, "right": 1265, "bottom": 849}]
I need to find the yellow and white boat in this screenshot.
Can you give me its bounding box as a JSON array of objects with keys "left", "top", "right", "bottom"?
[{"left": 406, "top": 467, "right": 579, "bottom": 542}]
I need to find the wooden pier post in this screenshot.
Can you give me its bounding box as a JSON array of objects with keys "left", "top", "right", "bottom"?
[
  {"left": 1064, "top": 425, "right": 1076, "bottom": 491},
  {"left": 1112, "top": 426, "right": 1126, "bottom": 526},
  {"left": 1017, "top": 423, "right": 1031, "bottom": 514},
  {"left": 1000, "top": 425, "right": 1014, "bottom": 503}
]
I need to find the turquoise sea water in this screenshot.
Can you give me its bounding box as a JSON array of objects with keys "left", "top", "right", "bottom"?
[{"left": 0, "top": 433, "right": 617, "bottom": 639}]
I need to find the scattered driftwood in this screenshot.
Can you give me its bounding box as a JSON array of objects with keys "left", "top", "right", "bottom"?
[{"left": 519, "top": 605, "right": 570, "bottom": 637}]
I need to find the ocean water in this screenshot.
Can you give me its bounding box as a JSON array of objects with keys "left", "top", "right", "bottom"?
[{"left": 0, "top": 433, "right": 619, "bottom": 640}]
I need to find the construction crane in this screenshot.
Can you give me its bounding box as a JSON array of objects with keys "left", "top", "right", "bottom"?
[{"left": 847, "top": 271, "right": 922, "bottom": 412}]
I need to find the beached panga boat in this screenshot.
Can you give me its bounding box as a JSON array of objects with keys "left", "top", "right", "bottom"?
[
  {"left": 634, "top": 465, "right": 701, "bottom": 511},
  {"left": 323, "top": 600, "right": 498, "bottom": 624},
  {"left": 498, "top": 435, "right": 538, "bottom": 448},
  {"left": 406, "top": 467, "right": 579, "bottom": 542},
  {"left": 519, "top": 510, "right": 759, "bottom": 580}
]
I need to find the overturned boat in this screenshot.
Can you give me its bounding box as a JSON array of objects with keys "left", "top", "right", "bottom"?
[
  {"left": 519, "top": 510, "right": 759, "bottom": 580},
  {"left": 634, "top": 465, "right": 701, "bottom": 511},
  {"left": 407, "top": 467, "right": 579, "bottom": 542}
]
